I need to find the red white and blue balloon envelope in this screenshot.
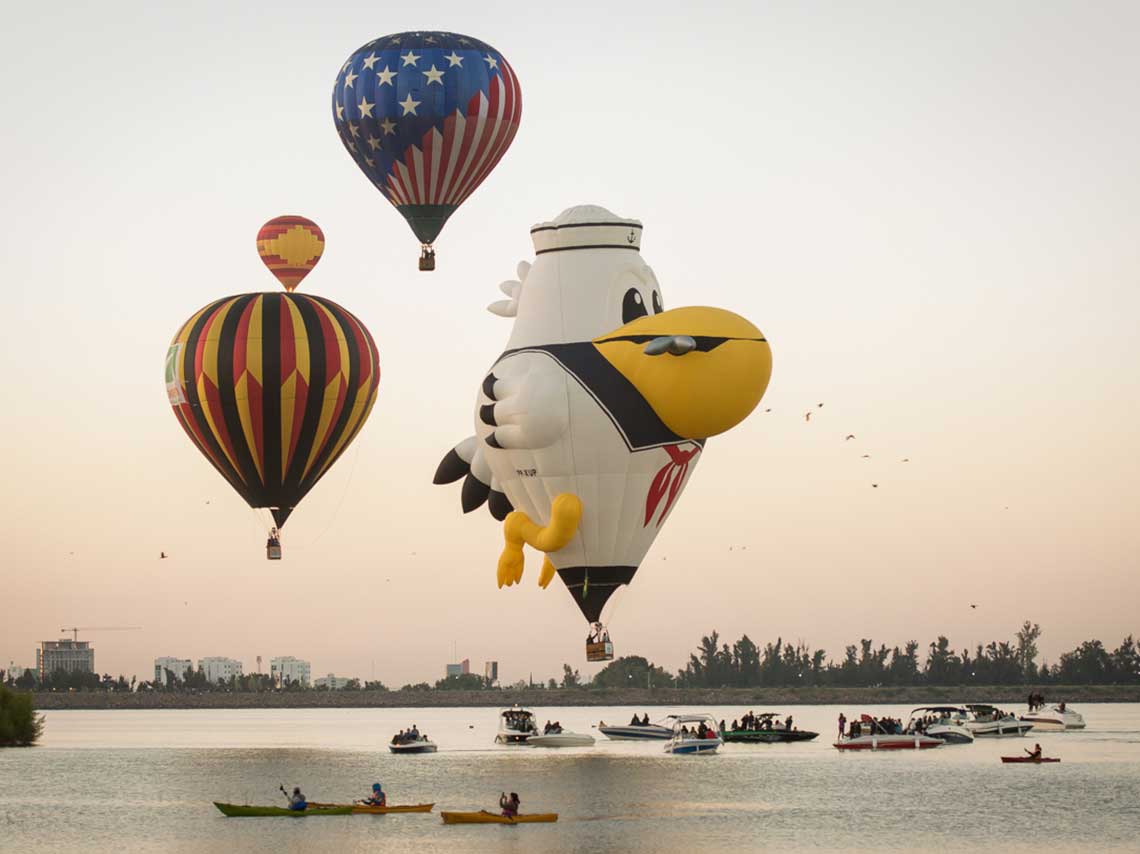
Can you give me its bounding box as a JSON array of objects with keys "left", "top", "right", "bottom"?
[{"left": 332, "top": 31, "right": 522, "bottom": 251}]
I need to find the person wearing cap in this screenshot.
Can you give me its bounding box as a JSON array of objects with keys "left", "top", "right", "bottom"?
[{"left": 363, "top": 782, "right": 386, "bottom": 807}]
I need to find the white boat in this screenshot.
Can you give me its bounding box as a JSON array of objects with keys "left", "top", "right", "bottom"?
[
  {"left": 494, "top": 706, "right": 538, "bottom": 745},
  {"left": 664, "top": 714, "right": 722, "bottom": 755},
  {"left": 835, "top": 732, "right": 944, "bottom": 750},
  {"left": 905, "top": 706, "right": 974, "bottom": 744},
  {"left": 597, "top": 716, "right": 678, "bottom": 741},
  {"left": 388, "top": 738, "right": 437, "bottom": 754},
  {"left": 1019, "top": 703, "right": 1085, "bottom": 731},
  {"left": 527, "top": 731, "right": 595, "bottom": 748},
  {"left": 964, "top": 704, "right": 1034, "bottom": 737}
]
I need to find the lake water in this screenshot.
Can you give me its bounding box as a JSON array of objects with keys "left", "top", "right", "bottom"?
[{"left": 2, "top": 703, "right": 1138, "bottom": 853}]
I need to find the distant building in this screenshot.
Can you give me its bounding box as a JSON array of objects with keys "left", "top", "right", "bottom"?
[
  {"left": 271, "top": 656, "right": 311, "bottom": 687},
  {"left": 198, "top": 657, "right": 242, "bottom": 684},
  {"left": 314, "top": 673, "right": 352, "bottom": 690},
  {"left": 37, "top": 639, "right": 94, "bottom": 681},
  {"left": 445, "top": 658, "right": 470, "bottom": 678},
  {"left": 484, "top": 661, "right": 498, "bottom": 684},
  {"left": 154, "top": 657, "right": 192, "bottom": 686}
]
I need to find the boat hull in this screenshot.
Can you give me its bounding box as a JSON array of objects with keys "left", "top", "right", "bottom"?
[
  {"left": 598, "top": 725, "right": 673, "bottom": 741},
  {"left": 213, "top": 802, "right": 352, "bottom": 817},
  {"left": 970, "top": 722, "right": 1034, "bottom": 738},
  {"left": 527, "top": 733, "right": 595, "bottom": 748},
  {"left": 665, "top": 738, "right": 722, "bottom": 754},
  {"left": 835, "top": 734, "right": 943, "bottom": 750},
  {"left": 389, "top": 742, "right": 438, "bottom": 754},
  {"left": 1001, "top": 756, "right": 1060, "bottom": 763},
  {"left": 308, "top": 803, "right": 435, "bottom": 814},
  {"left": 924, "top": 724, "right": 974, "bottom": 744},
  {"left": 722, "top": 730, "right": 819, "bottom": 744},
  {"left": 441, "top": 811, "right": 558, "bottom": 824}
]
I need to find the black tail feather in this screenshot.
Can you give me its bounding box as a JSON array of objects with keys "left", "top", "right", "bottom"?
[
  {"left": 433, "top": 448, "right": 470, "bottom": 485},
  {"left": 488, "top": 489, "right": 513, "bottom": 521},
  {"left": 461, "top": 473, "right": 491, "bottom": 513}
]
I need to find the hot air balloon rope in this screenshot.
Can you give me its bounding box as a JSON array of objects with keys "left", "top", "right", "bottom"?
[{"left": 286, "top": 440, "right": 364, "bottom": 551}]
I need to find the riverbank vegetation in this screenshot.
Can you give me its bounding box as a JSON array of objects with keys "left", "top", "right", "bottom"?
[{"left": 0, "top": 684, "right": 44, "bottom": 746}]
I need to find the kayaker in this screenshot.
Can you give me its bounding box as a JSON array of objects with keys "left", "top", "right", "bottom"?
[
  {"left": 500, "top": 791, "right": 520, "bottom": 818},
  {"left": 1025, "top": 743, "right": 1043, "bottom": 760},
  {"left": 281, "top": 785, "right": 307, "bottom": 811},
  {"left": 365, "top": 782, "right": 386, "bottom": 807}
]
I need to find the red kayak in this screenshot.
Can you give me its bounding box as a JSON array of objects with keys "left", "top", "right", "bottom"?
[{"left": 1001, "top": 756, "right": 1060, "bottom": 763}]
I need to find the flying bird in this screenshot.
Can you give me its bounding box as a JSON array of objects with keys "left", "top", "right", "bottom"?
[
  {"left": 901, "top": 458, "right": 909, "bottom": 463},
  {"left": 871, "top": 483, "right": 878, "bottom": 488},
  {"left": 804, "top": 411, "right": 812, "bottom": 422},
  {"left": 970, "top": 604, "right": 977, "bottom": 609},
  {"left": 817, "top": 403, "right": 824, "bottom": 408},
  {"left": 845, "top": 434, "right": 855, "bottom": 441},
  {"left": 764, "top": 408, "right": 771, "bottom": 413},
  {"left": 160, "top": 552, "right": 168, "bottom": 559},
  {"left": 861, "top": 454, "right": 871, "bottom": 459}
]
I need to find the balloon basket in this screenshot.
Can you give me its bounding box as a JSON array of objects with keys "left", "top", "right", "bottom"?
[
  {"left": 586, "top": 624, "right": 614, "bottom": 662},
  {"left": 419, "top": 245, "right": 436, "bottom": 272}
]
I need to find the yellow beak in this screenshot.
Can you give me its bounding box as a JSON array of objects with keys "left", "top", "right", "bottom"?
[{"left": 593, "top": 306, "right": 772, "bottom": 439}]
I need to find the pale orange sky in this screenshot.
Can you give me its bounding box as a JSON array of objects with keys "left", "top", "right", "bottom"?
[{"left": 2, "top": 2, "right": 1138, "bottom": 686}]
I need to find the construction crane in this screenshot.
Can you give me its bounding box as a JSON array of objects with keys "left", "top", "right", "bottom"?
[{"left": 59, "top": 626, "right": 142, "bottom": 642}]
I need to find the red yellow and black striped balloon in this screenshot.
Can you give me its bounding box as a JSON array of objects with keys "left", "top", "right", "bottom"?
[
  {"left": 165, "top": 292, "right": 380, "bottom": 528},
  {"left": 256, "top": 216, "right": 325, "bottom": 292}
]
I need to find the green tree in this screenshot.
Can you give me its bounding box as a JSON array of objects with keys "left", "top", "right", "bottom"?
[
  {"left": 560, "top": 664, "right": 582, "bottom": 689},
  {"left": 434, "top": 673, "right": 487, "bottom": 690},
  {"left": 0, "top": 684, "right": 44, "bottom": 747},
  {"left": 1015, "top": 621, "right": 1042, "bottom": 681},
  {"left": 593, "top": 656, "right": 675, "bottom": 689}
]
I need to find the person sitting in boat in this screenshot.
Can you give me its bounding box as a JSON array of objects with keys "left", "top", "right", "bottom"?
[
  {"left": 731, "top": 719, "right": 740, "bottom": 731},
  {"left": 1025, "top": 743, "right": 1043, "bottom": 760},
  {"left": 551, "top": 721, "right": 563, "bottom": 734},
  {"left": 500, "top": 791, "right": 520, "bottom": 818},
  {"left": 393, "top": 729, "right": 405, "bottom": 745},
  {"left": 1058, "top": 701, "right": 1066, "bottom": 712},
  {"left": 641, "top": 713, "right": 650, "bottom": 726},
  {"left": 365, "top": 783, "right": 386, "bottom": 807},
  {"left": 705, "top": 727, "right": 718, "bottom": 740},
  {"left": 696, "top": 721, "right": 708, "bottom": 738},
  {"left": 283, "top": 786, "right": 307, "bottom": 811},
  {"left": 409, "top": 724, "right": 420, "bottom": 740},
  {"left": 630, "top": 714, "right": 641, "bottom": 726}
]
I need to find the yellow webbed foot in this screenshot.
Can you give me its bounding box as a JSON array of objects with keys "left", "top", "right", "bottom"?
[
  {"left": 538, "top": 557, "right": 556, "bottom": 589},
  {"left": 497, "top": 525, "right": 526, "bottom": 588}
]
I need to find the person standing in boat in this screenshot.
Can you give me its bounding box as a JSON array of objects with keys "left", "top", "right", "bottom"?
[
  {"left": 838, "top": 713, "right": 847, "bottom": 738},
  {"left": 500, "top": 792, "right": 520, "bottom": 818}
]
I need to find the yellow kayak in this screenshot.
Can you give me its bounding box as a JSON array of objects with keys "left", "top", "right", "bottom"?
[
  {"left": 308, "top": 802, "right": 434, "bottom": 814},
  {"left": 441, "top": 810, "right": 558, "bottom": 825}
]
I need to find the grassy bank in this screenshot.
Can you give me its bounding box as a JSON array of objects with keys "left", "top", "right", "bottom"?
[{"left": 30, "top": 684, "right": 1140, "bottom": 711}]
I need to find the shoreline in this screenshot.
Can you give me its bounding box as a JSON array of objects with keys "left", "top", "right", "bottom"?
[{"left": 30, "top": 684, "right": 1140, "bottom": 710}]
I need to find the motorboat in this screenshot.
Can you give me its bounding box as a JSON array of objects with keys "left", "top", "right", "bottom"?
[
  {"left": 1019, "top": 703, "right": 1085, "bottom": 731},
  {"left": 494, "top": 706, "right": 538, "bottom": 745},
  {"left": 722, "top": 712, "right": 819, "bottom": 743},
  {"left": 964, "top": 704, "right": 1034, "bottom": 737},
  {"left": 835, "top": 714, "right": 942, "bottom": 750},
  {"left": 597, "top": 715, "right": 678, "bottom": 741},
  {"left": 664, "top": 713, "right": 722, "bottom": 755},
  {"left": 388, "top": 738, "right": 437, "bottom": 754},
  {"left": 905, "top": 706, "right": 974, "bottom": 744},
  {"left": 527, "top": 731, "right": 595, "bottom": 748}
]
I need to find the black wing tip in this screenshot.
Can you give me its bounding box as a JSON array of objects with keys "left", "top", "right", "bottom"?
[
  {"left": 488, "top": 489, "right": 513, "bottom": 521},
  {"left": 485, "top": 433, "right": 503, "bottom": 449},
  {"left": 461, "top": 473, "right": 491, "bottom": 513},
  {"left": 482, "top": 373, "right": 498, "bottom": 400},
  {"left": 479, "top": 403, "right": 497, "bottom": 426},
  {"left": 433, "top": 448, "right": 470, "bottom": 485}
]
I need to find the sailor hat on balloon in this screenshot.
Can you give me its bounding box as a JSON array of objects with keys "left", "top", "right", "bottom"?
[{"left": 435, "top": 205, "right": 771, "bottom": 659}]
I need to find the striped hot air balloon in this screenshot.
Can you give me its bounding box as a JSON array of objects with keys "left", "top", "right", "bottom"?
[
  {"left": 256, "top": 216, "right": 325, "bottom": 292},
  {"left": 165, "top": 293, "right": 380, "bottom": 536},
  {"left": 332, "top": 31, "right": 522, "bottom": 270}
]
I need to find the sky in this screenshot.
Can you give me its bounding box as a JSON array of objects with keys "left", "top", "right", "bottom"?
[{"left": 1, "top": 1, "right": 1138, "bottom": 687}]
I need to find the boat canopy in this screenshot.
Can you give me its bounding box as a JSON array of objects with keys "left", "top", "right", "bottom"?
[{"left": 910, "top": 706, "right": 968, "bottom": 714}]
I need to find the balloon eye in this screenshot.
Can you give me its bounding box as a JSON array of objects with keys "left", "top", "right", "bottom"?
[
  {"left": 652, "top": 291, "right": 663, "bottom": 314},
  {"left": 622, "top": 288, "right": 648, "bottom": 324}
]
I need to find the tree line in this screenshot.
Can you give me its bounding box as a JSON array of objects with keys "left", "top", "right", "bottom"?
[{"left": 668, "top": 622, "right": 1140, "bottom": 688}]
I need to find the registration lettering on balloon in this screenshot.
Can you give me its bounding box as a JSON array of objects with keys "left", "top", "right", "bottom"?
[{"left": 435, "top": 206, "right": 772, "bottom": 653}]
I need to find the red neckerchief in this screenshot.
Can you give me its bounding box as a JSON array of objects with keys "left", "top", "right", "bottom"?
[{"left": 644, "top": 443, "right": 701, "bottom": 527}]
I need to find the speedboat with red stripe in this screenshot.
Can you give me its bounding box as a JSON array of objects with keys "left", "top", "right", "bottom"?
[{"left": 835, "top": 714, "right": 943, "bottom": 750}]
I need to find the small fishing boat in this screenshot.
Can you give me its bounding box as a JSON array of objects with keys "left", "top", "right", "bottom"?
[
  {"left": 597, "top": 715, "right": 677, "bottom": 741},
  {"left": 495, "top": 706, "right": 538, "bottom": 745},
  {"left": 1001, "top": 756, "right": 1060, "bottom": 764},
  {"left": 905, "top": 706, "right": 974, "bottom": 745},
  {"left": 722, "top": 713, "right": 819, "bottom": 743},
  {"left": 389, "top": 738, "right": 438, "bottom": 754},
  {"left": 213, "top": 802, "right": 352, "bottom": 817},
  {"left": 664, "top": 713, "right": 722, "bottom": 754},
  {"left": 441, "top": 810, "right": 558, "bottom": 824},
  {"left": 1019, "top": 703, "right": 1085, "bottom": 732},
  {"left": 308, "top": 802, "right": 435, "bottom": 814},
  {"left": 527, "top": 731, "right": 595, "bottom": 748},
  {"left": 964, "top": 704, "right": 1034, "bottom": 737}
]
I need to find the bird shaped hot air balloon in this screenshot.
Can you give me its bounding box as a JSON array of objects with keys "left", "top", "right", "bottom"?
[
  {"left": 434, "top": 206, "right": 772, "bottom": 659},
  {"left": 256, "top": 216, "right": 325, "bottom": 292},
  {"left": 332, "top": 31, "right": 522, "bottom": 271},
  {"left": 165, "top": 226, "right": 380, "bottom": 558}
]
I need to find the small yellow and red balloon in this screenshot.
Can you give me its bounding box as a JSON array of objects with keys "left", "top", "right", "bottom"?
[{"left": 256, "top": 216, "right": 325, "bottom": 292}]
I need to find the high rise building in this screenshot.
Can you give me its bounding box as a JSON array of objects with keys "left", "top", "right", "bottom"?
[
  {"left": 270, "top": 656, "right": 311, "bottom": 687},
  {"left": 197, "top": 657, "right": 243, "bottom": 684},
  {"left": 484, "top": 661, "right": 499, "bottom": 684},
  {"left": 37, "top": 639, "right": 94, "bottom": 681},
  {"left": 446, "top": 658, "right": 471, "bottom": 678},
  {"left": 154, "top": 657, "right": 193, "bottom": 686}
]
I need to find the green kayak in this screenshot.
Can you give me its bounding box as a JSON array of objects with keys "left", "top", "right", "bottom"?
[{"left": 214, "top": 802, "right": 353, "bottom": 817}]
